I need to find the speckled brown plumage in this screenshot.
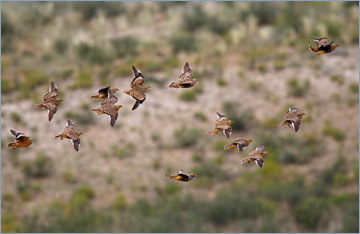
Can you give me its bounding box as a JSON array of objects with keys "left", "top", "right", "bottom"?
[
  {"left": 123, "top": 66, "right": 150, "bottom": 110},
  {"left": 208, "top": 112, "right": 233, "bottom": 138},
  {"left": 55, "top": 120, "right": 82, "bottom": 151},
  {"left": 224, "top": 138, "right": 253, "bottom": 152},
  {"left": 166, "top": 170, "right": 196, "bottom": 184},
  {"left": 92, "top": 89, "right": 122, "bottom": 127},
  {"left": 280, "top": 107, "right": 306, "bottom": 132},
  {"left": 168, "top": 62, "right": 198, "bottom": 88},
  {"left": 240, "top": 146, "right": 269, "bottom": 168},
  {"left": 309, "top": 37, "right": 339, "bottom": 55},
  {"left": 33, "top": 81, "right": 62, "bottom": 121},
  {"left": 8, "top": 129, "right": 34, "bottom": 149}
]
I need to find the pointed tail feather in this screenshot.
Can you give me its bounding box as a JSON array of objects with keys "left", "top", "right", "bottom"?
[{"left": 8, "top": 143, "right": 16, "bottom": 148}]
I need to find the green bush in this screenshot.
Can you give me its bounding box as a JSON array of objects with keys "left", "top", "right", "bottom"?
[
  {"left": 330, "top": 74, "right": 344, "bottom": 86},
  {"left": 170, "top": 33, "right": 198, "bottom": 53},
  {"left": 194, "top": 111, "right": 208, "bottom": 121},
  {"left": 222, "top": 101, "right": 255, "bottom": 131},
  {"left": 70, "top": 186, "right": 95, "bottom": 209},
  {"left": 111, "top": 142, "right": 135, "bottom": 159},
  {"left": 73, "top": 2, "right": 124, "bottom": 20},
  {"left": 173, "top": 127, "right": 203, "bottom": 147},
  {"left": 322, "top": 124, "right": 346, "bottom": 142},
  {"left": 178, "top": 89, "right": 197, "bottom": 102},
  {"left": 64, "top": 108, "right": 95, "bottom": 126},
  {"left": 113, "top": 194, "right": 127, "bottom": 210},
  {"left": 183, "top": 6, "right": 208, "bottom": 32},
  {"left": 10, "top": 112, "right": 22, "bottom": 124},
  {"left": 287, "top": 77, "right": 310, "bottom": 97},
  {"left": 112, "top": 36, "right": 139, "bottom": 57},
  {"left": 62, "top": 169, "right": 76, "bottom": 184},
  {"left": 217, "top": 78, "right": 227, "bottom": 87},
  {"left": 348, "top": 82, "right": 359, "bottom": 94},
  {"left": 53, "top": 38, "right": 69, "bottom": 54},
  {"left": 293, "top": 197, "right": 328, "bottom": 230},
  {"left": 22, "top": 153, "right": 54, "bottom": 178},
  {"left": 1, "top": 78, "right": 14, "bottom": 94},
  {"left": 70, "top": 72, "right": 93, "bottom": 89}
]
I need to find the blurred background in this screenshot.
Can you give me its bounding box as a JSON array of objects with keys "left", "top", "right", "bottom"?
[{"left": 1, "top": 1, "right": 359, "bottom": 232}]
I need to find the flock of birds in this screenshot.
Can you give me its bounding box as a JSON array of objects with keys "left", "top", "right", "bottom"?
[{"left": 7, "top": 37, "right": 338, "bottom": 183}]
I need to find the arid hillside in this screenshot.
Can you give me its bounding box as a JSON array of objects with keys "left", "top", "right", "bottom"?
[{"left": 1, "top": 2, "right": 359, "bottom": 232}]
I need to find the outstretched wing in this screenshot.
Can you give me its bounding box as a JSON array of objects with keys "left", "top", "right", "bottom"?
[{"left": 178, "top": 62, "right": 192, "bottom": 81}]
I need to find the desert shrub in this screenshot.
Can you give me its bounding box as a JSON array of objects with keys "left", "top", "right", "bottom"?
[
  {"left": 249, "top": 2, "right": 278, "bottom": 25},
  {"left": 19, "top": 69, "right": 49, "bottom": 97},
  {"left": 183, "top": 6, "right": 208, "bottom": 32},
  {"left": 178, "top": 89, "right": 197, "bottom": 102},
  {"left": 322, "top": 123, "right": 345, "bottom": 142},
  {"left": 2, "top": 11, "right": 16, "bottom": 53},
  {"left": 330, "top": 74, "right": 344, "bottom": 86},
  {"left": 113, "top": 194, "right": 127, "bottom": 210},
  {"left": 16, "top": 180, "right": 34, "bottom": 201},
  {"left": 152, "top": 158, "right": 161, "bottom": 170},
  {"left": 22, "top": 153, "right": 54, "bottom": 178},
  {"left": 2, "top": 78, "right": 14, "bottom": 94},
  {"left": 348, "top": 82, "right": 359, "bottom": 94},
  {"left": 217, "top": 77, "right": 227, "bottom": 87},
  {"left": 10, "top": 112, "right": 22, "bottom": 124},
  {"left": 64, "top": 108, "right": 94, "bottom": 126},
  {"left": 70, "top": 72, "right": 92, "bottom": 89},
  {"left": 73, "top": 2, "right": 124, "bottom": 20},
  {"left": 206, "top": 17, "right": 232, "bottom": 35},
  {"left": 62, "top": 169, "right": 76, "bottom": 184},
  {"left": 61, "top": 68, "right": 74, "bottom": 79},
  {"left": 112, "top": 36, "right": 139, "bottom": 57},
  {"left": 293, "top": 197, "right": 328, "bottom": 230},
  {"left": 192, "top": 160, "right": 231, "bottom": 185},
  {"left": 194, "top": 111, "right": 208, "bottom": 121},
  {"left": 70, "top": 186, "right": 95, "bottom": 209},
  {"left": 339, "top": 199, "right": 359, "bottom": 232},
  {"left": 287, "top": 77, "right": 310, "bottom": 97},
  {"left": 191, "top": 152, "right": 204, "bottom": 163},
  {"left": 77, "top": 43, "right": 110, "bottom": 65},
  {"left": 212, "top": 139, "right": 228, "bottom": 152},
  {"left": 111, "top": 142, "right": 135, "bottom": 159},
  {"left": 173, "top": 127, "right": 203, "bottom": 147},
  {"left": 247, "top": 80, "right": 262, "bottom": 92},
  {"left": 257, "top": 63, "right": 268, "bottom": 73},
  {"left": 222, "top": 101, "right": 255, "bottom": 131},
  {"left": 273, "top": 59, "right": 286, "bottom": 71},
  {"left": 1, "top": 211, "right": 20, "bottom": 233},
  {"left": 170, "top": 33, "right": 198, "bottom": 53},
  {"left": 53, "top": 38, "right": 69, "bottom": 54}
]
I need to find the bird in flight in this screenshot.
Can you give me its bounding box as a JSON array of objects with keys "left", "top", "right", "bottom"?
[
  {"left": 33, "top": 81, "right": 62, "bottom": 121},
  {"left": 123, "top": 66, "right": 150, "bottom": 110},
  {"left": 55, "top": 120, "right": 83, "bottom": 151},
  {"left": 168, "top": 62, "right": 198, "bottom": 88},
  {"left": 309, "top": 37, "right": 339, "bottom": 55},
  {"left": 8, "top": 129, "right": 35, "bottom": 149},
  {"left": 208, "top": 112, "right": 233, "bottom": 138}
]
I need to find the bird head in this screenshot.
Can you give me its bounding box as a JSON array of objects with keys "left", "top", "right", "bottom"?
[
  {"left": 247, "top": 139, "right": 253, "bottom": 144},
  {"left": 332, "top": 43, "right": 339, "bottom": 50},
  {"left": 77, "top": 131, "right": 83, "bottom": 136},
  {"left": 113, "top": 88, "right": 120, "bottom": 92},
  {"left": 115, "top": 105, "right": 123, "bottom": 111},
  {"left": 145, "top": 85, "right": 151, "bottom": 90},
  {"left": 227, "top": 120, "right": 234, "bottom": 124}
]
